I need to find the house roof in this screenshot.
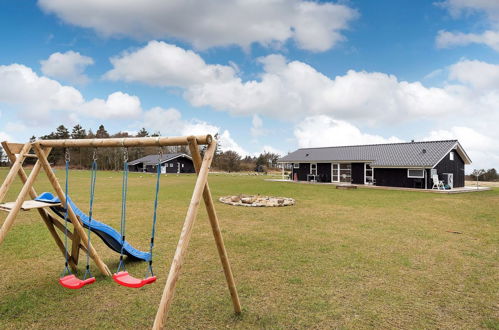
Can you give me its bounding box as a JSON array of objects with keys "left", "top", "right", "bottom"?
[
  {"left": 128, "top": 153, "right": 192, "bottom": 166},
  {"left": 278, "top": 140, "right": 471, "bottom": 167}
]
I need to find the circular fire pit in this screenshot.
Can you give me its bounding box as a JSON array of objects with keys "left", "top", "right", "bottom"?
[{"left": 219, "top": 194, "right": 295, "bottom": 207}]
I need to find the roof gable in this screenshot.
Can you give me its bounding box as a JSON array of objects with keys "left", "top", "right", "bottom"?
[
  {"left": 278, "top": 140, "right": 471, "bottom": 167},
  {"left": 129, "top": 153, "right": 192, "bottom": 166}
]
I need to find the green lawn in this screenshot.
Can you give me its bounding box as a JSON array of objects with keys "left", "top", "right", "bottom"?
[{"left": 0, "top": 168, "right": 498, "bottom": 329}]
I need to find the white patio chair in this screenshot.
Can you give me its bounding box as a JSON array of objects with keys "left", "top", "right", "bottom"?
[{"left": 432, "top": 174, "right": 444, "bottom": 190}]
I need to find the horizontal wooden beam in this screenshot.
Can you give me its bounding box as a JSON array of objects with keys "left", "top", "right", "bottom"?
[{"left": 34, "top": 135, "right": 213, "bottom": 148}]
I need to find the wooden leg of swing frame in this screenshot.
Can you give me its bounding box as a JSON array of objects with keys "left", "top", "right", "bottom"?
[
  {"left": 1, "top": 142, "right": 79, "bottom": 273},
  {"left": 0, "top": 150, "right": 44, "bottom": 247},
  {"left": 33, "top": 144, "right": 112, "bottom": 277},
  {"left": 187, "top": 137, "right": 242, "bottom": 314},
  {"left": 152, "top": 140, "right": 217, "bottom": 330}
]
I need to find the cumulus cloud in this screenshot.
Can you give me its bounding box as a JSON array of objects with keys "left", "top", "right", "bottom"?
[
  {"left": 0, "top": 63, "right": 142, "bottom": 121},
  {"left": 448, "top": 59, "right": 499, "bottom": 89},
  {"left": 38, "top": 0, "right": 357, "bottom": 52},
  {"left": 104, "top": 41, "right": 236, "bottom": 87},
  {"left": 107, "top": 44, "right": 490, "bottom": 123},
  {"left": 79, "top": 92, "right": 142, "bottom": 119},
  {"left": 141, "top": 106, "right": 249, "bottom": 156},
  {"left": 40, "top": 51, "right": 94, "bottom": 84},
  {"left": 436, "top": 0, "right": 499, "bottom": 51},
  {"left": 294, "top": 115, "right": 402, "bottom": 148}
]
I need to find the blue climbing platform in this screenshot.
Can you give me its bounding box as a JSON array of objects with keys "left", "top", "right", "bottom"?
[{"left": 36, "top": 192, "right": 151, "bottom": 261}]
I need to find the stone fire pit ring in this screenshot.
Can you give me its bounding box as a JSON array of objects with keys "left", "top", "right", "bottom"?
[{"left": 219, "top": 194, "right": 295, "bottom": 207}]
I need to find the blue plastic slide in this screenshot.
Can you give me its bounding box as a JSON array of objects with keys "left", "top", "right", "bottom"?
[{"left": 36, "top": 192, "right": 151, "bottom": 261}]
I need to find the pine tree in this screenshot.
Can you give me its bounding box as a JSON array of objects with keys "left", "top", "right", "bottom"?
[
  {"left": 95, "top": 125, "right": 109, "bottom": 138},
  {"left": 55, "top": 125, "right": 70, "bottom": 139},
  {"left": 136, "top": 127, "right": 149, "bottom": 137},
  {"left": 71, "top": 124, "right": 86, "bottom": 139}
]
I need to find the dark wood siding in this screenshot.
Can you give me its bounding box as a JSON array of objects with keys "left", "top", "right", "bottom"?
[
  {"left": 292, "top": 163, "right": 310, "bottom": 181},
  {"left": 351, "top": 163, "right": 364, "bottom": 184},
  {"left": 144, "top": 156, "right": 195, "bottom": 174},
  {"left": 317, "top": 163, "right": 331, "bottom": 182},
  {"left": 433, "top": 150, "right": 465, "bottom": 188},
  {"left": 374, "top": 168, "right": 428, "bottom": 189}
]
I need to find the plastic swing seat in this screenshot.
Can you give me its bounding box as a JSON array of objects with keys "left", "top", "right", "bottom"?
[
  {"left": 113, "top": 271, "right": 156, "bottom": 288},
  {"left": 59, "top": 274, "right": 96, "bottom": 289}
]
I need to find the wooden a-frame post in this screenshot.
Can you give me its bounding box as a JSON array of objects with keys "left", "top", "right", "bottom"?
[
  {"left": 153, "top": 138, "right": 241, "bottom": 329},
  {"left": 0, "top": 141, "right": 111, "bottom": 276}
]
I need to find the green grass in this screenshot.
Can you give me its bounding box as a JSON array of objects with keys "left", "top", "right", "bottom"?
[{"left": 0, "top": 168, "right": 498, "bottom": 329}]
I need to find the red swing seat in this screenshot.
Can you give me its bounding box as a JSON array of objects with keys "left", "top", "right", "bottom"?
[
  {"left": 59, "top": 274, "right": 96, "bottom": 289},
  {"left": 113, "top": 271, "right": 156, "bottom": 288}
]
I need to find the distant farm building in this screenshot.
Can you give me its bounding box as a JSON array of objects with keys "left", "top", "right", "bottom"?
[{"left": 128, "top": 153, "right": 195, "bottom": 174}]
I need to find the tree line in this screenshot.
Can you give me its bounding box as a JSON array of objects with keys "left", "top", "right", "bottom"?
[
  {"left": 466, "top": 168, "right": 499, "bottom": 182},
  {"left": 0, "top": 124, "right": 282, "bottom": 172}
]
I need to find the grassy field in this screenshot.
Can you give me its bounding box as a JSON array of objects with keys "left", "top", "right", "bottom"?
[{"left": 0, "top": 168, "right": 497, "bottom": 329}]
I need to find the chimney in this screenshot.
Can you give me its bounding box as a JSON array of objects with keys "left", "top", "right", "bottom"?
[{"left": 411, "top": 139, "right": 415, "bottom": 143}]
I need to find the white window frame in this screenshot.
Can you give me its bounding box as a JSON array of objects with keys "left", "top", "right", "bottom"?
[
  {"left": 407, "top": 169, "right": 425, "bottom": 178},
  {"left": 310, "top": 163, "right": 317, "bottom": 176},
  {"left": 449, "top": 151, "right": 454, "bottom": 161},
  {"left": 170, "top": 163, "right": 173, "bottom": 167},
  {"left": 364, "top": 163, "right": 374, "bottom": 184},
  {"left": 293, "top": 163, "right": 300, "bottom": 169}
]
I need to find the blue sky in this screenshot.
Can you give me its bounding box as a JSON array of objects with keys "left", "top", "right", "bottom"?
[{"left": 0, "top": 0, "right": 498, "bottom": 169}]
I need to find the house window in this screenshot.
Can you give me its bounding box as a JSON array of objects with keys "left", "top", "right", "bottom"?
[
  {"left": 310, "top": 163, "right": 317, "bottom": 176},
  {"left": 339, "top": 164, "right": 351, "bottom": 182},
  {"left": 182, "top": 164, "right": 184, "bottom": 167},
  {"left": 170, "top": 163, "right": 173, "bottom": 167},
  {"left": 450, "top": 151, "right": 454, "bottom": 161},
  {"left": 407, "top": 169, "right": 425, "bottom": 178},
  {"left": 293, "top": 163, "right": 299, "bottom": 169}
]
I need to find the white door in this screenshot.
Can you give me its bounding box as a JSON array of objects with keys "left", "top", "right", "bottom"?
[
  {"left": 447, "top": 173, "right": 453, "bottom": 188},
  {"left": 331, "top": 163, "right": 339, "bottom": 182}
]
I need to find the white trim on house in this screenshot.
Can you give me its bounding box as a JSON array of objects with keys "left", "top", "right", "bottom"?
[
  {"left": 310, "top": 163, "right": 317, "bottom": 175},
  {"left": 364, "top": 163, "right": 375, "bottom": 184},
  {"left": 407, "top": 168, "right": 425, "bottom": 178},
  {"left": 293, "top": 163, "right": 300, "bottom": 168}
]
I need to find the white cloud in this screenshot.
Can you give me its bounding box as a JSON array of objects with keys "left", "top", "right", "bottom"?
[
  {"left": 448, "top": 59, "right": 499, "bottom": 89},
  {"left": 260, "top": 145, "right": 285, "bottom": 157},
  {"left": 38, "top": 0, "right": 357, "bottom": 52},
  {"left": 108, "top": 44, "right": 487, "bottom": 123},
  {"left": 104, "top": 41, "right": 236, "bottom": 87},
  {"left": 294, "top": 115, "right": 402, "bottom": 148},
  {"left": 0, "top": 64, "right": 84, "bottom": 120},
  {"left": 186, "top": 54, "right": 475, "bottom": 122},
  {"left": 0, "top": 63, "right": 143, "bottom": 121},
  {"left": 250, "top": 114, "right": 264, "bottom": 137},
  {"left": 436, "top": 0, "right": 499, "bottom": 51},
  {"left": 436, "top": 30, "right": 499, "bottom": 51},
  {"left": 79, "top": 92, "right": 142, "bottom": 119},
  {"left": 40, "top": 51, "right": 94, "bottom": 84},
  {"left": 141, "top": 106, "right": 249, "bottom": 156}
]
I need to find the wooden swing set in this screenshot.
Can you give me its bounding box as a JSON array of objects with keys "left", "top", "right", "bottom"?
[{"left": 0, "top": 134, "right": 241, "bottom": 329}]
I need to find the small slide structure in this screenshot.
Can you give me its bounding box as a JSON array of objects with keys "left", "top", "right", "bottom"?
[{"left": 36, "top": 192, "right": 151, "bottom": 261}]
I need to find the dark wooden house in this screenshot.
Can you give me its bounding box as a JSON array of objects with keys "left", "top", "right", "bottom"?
[
  {"left": 278, "top": 140, "right": 471, "bottom": 189},
  {"left": 128, "top": 153, "right": 195, "bottom": 174}
]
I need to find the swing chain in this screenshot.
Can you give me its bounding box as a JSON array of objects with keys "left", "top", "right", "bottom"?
[
  {"left": 158, "top": 146, "right": 163, "bottom": 163},
  {"left": 92, "top": 148, "right": 98, "bottom": 161},
  {"left": 123, "top": 147, "right": 129, "bottom": 162},
  {"left": 64, "top": 148, "right": 70, "bottom": 162}
]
